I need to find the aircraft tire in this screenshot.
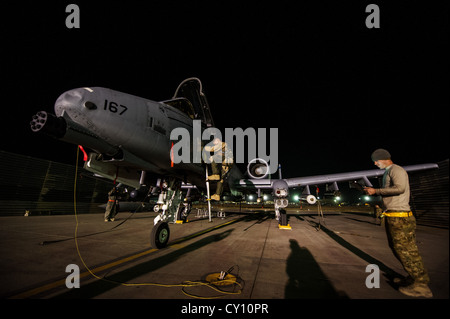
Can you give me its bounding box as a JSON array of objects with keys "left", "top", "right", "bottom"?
[{"left": 150, "top": 221, "right": 170, "bottom": 249}]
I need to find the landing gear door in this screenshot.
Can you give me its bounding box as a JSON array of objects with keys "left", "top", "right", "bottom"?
[{"left": 173, "top": 78, "right": 215, "bottom": 128}]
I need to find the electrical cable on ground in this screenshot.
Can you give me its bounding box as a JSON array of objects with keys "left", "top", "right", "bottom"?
[{"left": 73, "top": 146, "right": 242, "bottom": 299}]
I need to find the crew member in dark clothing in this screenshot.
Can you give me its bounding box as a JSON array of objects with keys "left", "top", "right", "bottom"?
[{"left": 104, "top": 186, "right": 120, "bottom": 222}]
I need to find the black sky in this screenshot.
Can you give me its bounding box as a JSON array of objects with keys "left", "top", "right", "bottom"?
[{"left": 2, "top": 1, "right": 449, "bottom": 178}]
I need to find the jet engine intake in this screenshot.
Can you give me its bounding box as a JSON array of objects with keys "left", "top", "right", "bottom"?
[
  {"left": 300, "top": 194, "right": 317, "bottom": 205},
  {"left": 247, "top": 158, "right": 269, "bottom": 179}
]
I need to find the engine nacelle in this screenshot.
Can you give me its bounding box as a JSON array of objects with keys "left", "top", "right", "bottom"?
[
  {"left": 247, "top": 158, "right": 269, "bottom": 179},
  {"left": 300, "top": 194, "right": 317, "bottom": 205}
]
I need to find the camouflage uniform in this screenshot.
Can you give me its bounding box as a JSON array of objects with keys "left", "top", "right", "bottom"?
[
  {"left": 104, "top": 187, "right": 119, "bottom": 221},
  {"left": 374, "top": 163, "right": 431, "bottom": 295},
  {"left": 384, "top": 215, "right": 430, "bottom": 284},
  {"left": 206, "top": 141, "right": 233, "bottom": 199},
  {"left": 369, "top": 150, "right": 432, "bottom": 297}
]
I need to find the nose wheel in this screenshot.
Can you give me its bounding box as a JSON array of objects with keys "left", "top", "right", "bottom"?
[{"left": 150, "top": 221, "right": 170, "bottom": 249}]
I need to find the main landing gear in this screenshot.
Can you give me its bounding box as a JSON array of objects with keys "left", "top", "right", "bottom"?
[{"left": 275, "top": 197, "right": 291, "bottom": 230}]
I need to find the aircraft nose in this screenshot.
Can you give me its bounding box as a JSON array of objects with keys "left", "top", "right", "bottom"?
[{"left": 54, "top": 88, "right": 86, "bottom": 117}]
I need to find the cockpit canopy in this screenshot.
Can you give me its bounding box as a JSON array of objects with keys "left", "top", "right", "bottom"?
[
  {"left": 162, "top": 98, "right": 196, "bottom": 119},
  {"left": 171, "top": 77, "right": 215, "bottom": 127}
]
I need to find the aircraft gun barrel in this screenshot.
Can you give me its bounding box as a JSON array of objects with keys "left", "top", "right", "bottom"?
[
  {"left": 30, "top": 110, "right": 120, "bottom": 157},
  {"left": 30, "top": 111, "right": 67, "bottom": 138}
]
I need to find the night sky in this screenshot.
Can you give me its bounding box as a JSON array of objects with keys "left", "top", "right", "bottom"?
[{"left": 2, "top": 1, "right": 448, "bottom": 179}]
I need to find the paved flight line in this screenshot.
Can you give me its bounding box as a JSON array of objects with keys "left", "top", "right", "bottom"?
[{"left": 9, "top": 215, "right": 246, "bottom": 299}]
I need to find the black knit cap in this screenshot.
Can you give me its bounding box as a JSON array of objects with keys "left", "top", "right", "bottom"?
[{"left": 371, "top": 148, "right": 391, "bottom": 161}]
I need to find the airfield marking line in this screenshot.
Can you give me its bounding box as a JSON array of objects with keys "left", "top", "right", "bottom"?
[
  {"left": 9, "top": 215, "right": 245, "bottom": 299},
  {"left": 249, "top": 217, "right": 272, "bottom": 299},
  {"left": 9, "top": 248, "right": 158, "bottom": 299},
  {"left": 169, "top": 216, "right": 245, "bottom": 245}
]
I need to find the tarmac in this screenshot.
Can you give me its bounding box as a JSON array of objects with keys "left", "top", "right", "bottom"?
[{"left": 0, "top": 207, "right": 448, "bottom": 300}]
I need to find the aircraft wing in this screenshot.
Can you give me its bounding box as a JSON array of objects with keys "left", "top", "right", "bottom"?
[
  {"left": 237, "top": 163, "right": 439, "bottom": 190},
  {"left": 284, "top": 163, "right": 439, "bottom": 188}
]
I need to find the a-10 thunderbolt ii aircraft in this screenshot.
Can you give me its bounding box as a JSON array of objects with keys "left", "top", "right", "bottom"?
[{"left": 30, "top": 78, "right": 438, "bottom": 248}]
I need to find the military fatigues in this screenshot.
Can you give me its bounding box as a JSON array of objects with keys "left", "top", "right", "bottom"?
[
  {"left": 375, "top": 164, "right": 430, "bottom": 285},
  {"left": 385, "top": 214, "right": 430, "bottom": 284},
  {"left": 104, "top": 187, "right": 119, "bottom": 221},
  {"left": 205, "top": 141, "right": 233, "bottom": 199}
]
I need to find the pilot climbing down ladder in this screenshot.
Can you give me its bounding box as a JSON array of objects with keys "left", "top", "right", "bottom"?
[{"left": 204, "top": 137, "right": 234, "bottom": 201}]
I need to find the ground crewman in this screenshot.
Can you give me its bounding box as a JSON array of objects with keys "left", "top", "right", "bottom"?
[
  {"left": 204, "top": 137, "right": 234, "bottom": 201},
  {"left": 104, "top": 186, "right": 120, "bottom": 222},
  {"left": 364, "top": 148, "right": 432, "bottom": 298}
]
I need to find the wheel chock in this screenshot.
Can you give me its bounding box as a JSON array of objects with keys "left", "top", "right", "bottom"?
[
  {"left": 278, "top": 224, "right": 292, "bottom": 230},
  {"left": 175, "top": 220, "right": 188, "bottom": 224}
]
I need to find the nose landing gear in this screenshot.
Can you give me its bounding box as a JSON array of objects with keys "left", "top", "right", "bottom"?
[
  {"left": 150, "top": 221, "right": 170, "bottom": 249},
  {"left": 149, "top": 178, "right": 182, "bottom": 249}
]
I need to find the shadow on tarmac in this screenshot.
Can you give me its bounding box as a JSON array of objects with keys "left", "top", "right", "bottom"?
[
  {"left": 55, "top": 229, "right": 234, "bottom": 299},
  {"left": 285, "top": 239, "right": 348, "bottom": 299},
  {"left": 308, "top": 220, "right": 405, "bottom": 289}
]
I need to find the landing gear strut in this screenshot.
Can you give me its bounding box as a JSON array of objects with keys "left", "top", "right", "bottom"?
[
  {"left": 150, "top": 178, "right": 182, "bottom": 249},
  {"left": 279, "top": 209, "right": 288, "bottom": 226},
  {"left": 277, "top": 208, "right": 291, "bottom": 229},
  {"left": 175, "top": 187, "right": 193, "bottom": 224},
  {"left": 176, "top": 199, "right": 192, "bottom": 223}
]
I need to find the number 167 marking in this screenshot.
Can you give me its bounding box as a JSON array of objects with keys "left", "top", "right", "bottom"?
[{"left": 104, "top": 99, "right": 128, "bottom": 115}]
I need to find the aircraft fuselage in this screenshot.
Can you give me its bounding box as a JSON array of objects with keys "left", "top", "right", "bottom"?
[{"left": 32, "top": 86, "right": 206, "bottom": 187}]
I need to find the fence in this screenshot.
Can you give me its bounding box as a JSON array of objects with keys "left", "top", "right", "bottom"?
[
  {"left": 1, "top": 150, "right": 448, "bottom": 228},
  {"left": 410, "top": 159, "right": 449, "bottom": 228},
  {"left": 0, "top": 150, "right": 112, "bottom": 215}
]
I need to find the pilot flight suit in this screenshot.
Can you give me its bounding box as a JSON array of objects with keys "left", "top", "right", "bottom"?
[
  {"left": 374, "top": 164, "right": 431, "bottom": 296},
  {"left": 104, "top": 187, "right": 119, "bottom": 222}
]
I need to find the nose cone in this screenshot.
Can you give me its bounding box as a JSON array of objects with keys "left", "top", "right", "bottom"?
[{"left": 54, "top": 88, "right": 88, "bottom": 117}]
